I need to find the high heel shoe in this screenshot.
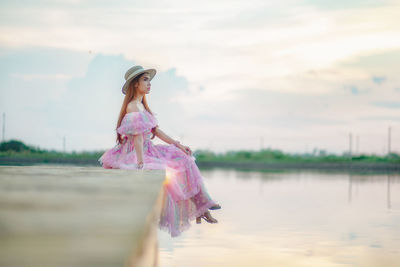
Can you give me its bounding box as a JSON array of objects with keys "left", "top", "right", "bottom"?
[
  {"left": 209, "top": 204, "right": 221, "bottom": 210},
  {"left": 196, "top": 211, "right": 218, "bottom": 224}
]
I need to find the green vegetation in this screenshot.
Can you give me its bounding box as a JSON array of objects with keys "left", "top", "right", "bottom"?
[
  {"left": 193, "top": 149, "right": 400, "bottom": 164},
  {"left": 0, "top": 139, "right": 399, "bottom": 164},
  {"left": 0, "top": 140, "right": 103, "bottom": 163}
]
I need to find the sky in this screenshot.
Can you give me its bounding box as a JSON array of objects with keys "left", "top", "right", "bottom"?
[{"left": 1, "top": 0, "right": 399, "bottom": 155}]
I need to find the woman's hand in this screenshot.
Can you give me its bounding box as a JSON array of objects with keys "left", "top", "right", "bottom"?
[
  {"left": 133, "top": 134, "right": 144, "bottom": 169},
  {"left": 177, "top": 143, "right": 192, "bottom": 156}
]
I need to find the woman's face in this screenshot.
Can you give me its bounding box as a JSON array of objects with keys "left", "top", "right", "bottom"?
[{"left": 135, "top": 73, "right": 151, "bottom": 95}]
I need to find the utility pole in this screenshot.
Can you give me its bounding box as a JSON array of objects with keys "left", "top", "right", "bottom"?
[
  {"left": 63, "top": 136, "right": 66, "bottom": 153},
  {"left": 348, "top": 133, "right": 353, "bottom": 169},
  {"left": 388, "top": 126, "right": 391, "bottom": 155},
  {"left": 349, "top": 133, "right": 352, "bottom": 159},
  {"left": 260, "top": 136, "right": 264, "bottom": 150},
  {"left": 2, "top": 112, "right": 5, "bottom": 142},
  {"left": 356, "top": 135, "right": 359, "bottom": 155}
]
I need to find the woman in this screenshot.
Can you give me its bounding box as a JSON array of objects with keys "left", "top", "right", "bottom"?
[{"left": 98, "top": 65, "right": 221, "bottom": 237}]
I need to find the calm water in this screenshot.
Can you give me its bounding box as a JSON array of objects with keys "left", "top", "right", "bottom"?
[{"left": 158, "top": 169, "right": 400, "bottom": 267}]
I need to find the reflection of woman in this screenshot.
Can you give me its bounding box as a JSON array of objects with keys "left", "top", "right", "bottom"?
[{"left": 98, "top": 65, "right": 221, "bottom": 237}]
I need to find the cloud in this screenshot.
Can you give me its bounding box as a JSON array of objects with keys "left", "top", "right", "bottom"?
[
  {"left": 339, "top": 48, "right": 400, "bottom": 73},
  {"left": 343, "top": 85, "right": 371, "bottom": 95},
  {"left": 9, "top": 73, "right": 72, "bottom": 81},
  {"left": 372, "top": 76, "right": 386, "bottom": 84},
  {"left": 2, "top": 0, "right": 400, "bottom": 97},
  {"left": 350, "top": 86, "right": 359, "bottom": 95},
  {"left": 0, "top": 45, "right": 92, "bottom": 75},
  {"left": 301, "top": 0, "right": 391, "bottom": 10},
  {"left": 43, "top": 53, "right": 133, "bottom": 133},
  {"left": 0, "top": 46, "right": 94, "bottom": 149},
  {"left": 358, "top": 115, "right": 400, "bottom": 121},
  {"left": 371, "top": 101, "right": 400, "bottom": 109}
]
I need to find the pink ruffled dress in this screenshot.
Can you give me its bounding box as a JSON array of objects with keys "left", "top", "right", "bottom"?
[{"left": 98, "top": 109, "right": 218, "bottom": 237}]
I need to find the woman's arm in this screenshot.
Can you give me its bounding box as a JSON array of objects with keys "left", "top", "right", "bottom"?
[
  {"left": 133, "top": 134, "right": 144, "bottom": 168},
  {"left": 154, "top": 127, "right": 192, "bottom": 156},
  {"left": 154, "top": 127, "right": 179, "bottom": 145}
]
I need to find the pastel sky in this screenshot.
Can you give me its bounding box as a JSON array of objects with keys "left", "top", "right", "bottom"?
[{"left": 1, "top": 0, "right": 399, "bottom": 155}]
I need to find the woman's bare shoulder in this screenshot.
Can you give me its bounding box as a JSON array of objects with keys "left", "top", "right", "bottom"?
[{"left": 126, "top": 102, "right": 140, "bottom": 113}]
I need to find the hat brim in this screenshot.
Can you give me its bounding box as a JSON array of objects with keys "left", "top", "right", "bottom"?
[{"left": 122, "top": 68, "right": 156, "bottom": 94}]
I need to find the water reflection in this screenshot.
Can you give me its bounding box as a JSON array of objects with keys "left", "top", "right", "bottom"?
[
  {"left": 348, "top": 174, "right": 352, "bottom": 204},
  {"left": 388, "top": 175, "right": 392, "bottom": 210},
  {"left": 158, "top": 169, "right": 400, "bottom": 267}
]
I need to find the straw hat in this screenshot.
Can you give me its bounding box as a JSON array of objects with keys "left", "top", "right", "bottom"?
[{"left": 122, "top": 65, "right": 156, "bottom": 94}]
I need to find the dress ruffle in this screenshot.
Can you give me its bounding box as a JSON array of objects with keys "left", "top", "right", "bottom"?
[
  {"left": 98, "top": 110, "right": 217, "bottom": 237},
  {"left": 116, "top": 110, "right": 158, "bottom": 136}
]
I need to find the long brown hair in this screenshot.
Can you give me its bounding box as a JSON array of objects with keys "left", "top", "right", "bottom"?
[{"left": 116, "top": 72, "right": 156, "bottom": 144}]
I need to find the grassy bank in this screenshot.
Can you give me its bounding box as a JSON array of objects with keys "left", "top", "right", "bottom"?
[{"left": 193, "top": 149, "right": 400, "bottom": 164}]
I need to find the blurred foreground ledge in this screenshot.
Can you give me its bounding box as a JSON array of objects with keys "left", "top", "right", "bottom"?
[{"left": 0, "top": 165, "right": 165, "bottom": 267}]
